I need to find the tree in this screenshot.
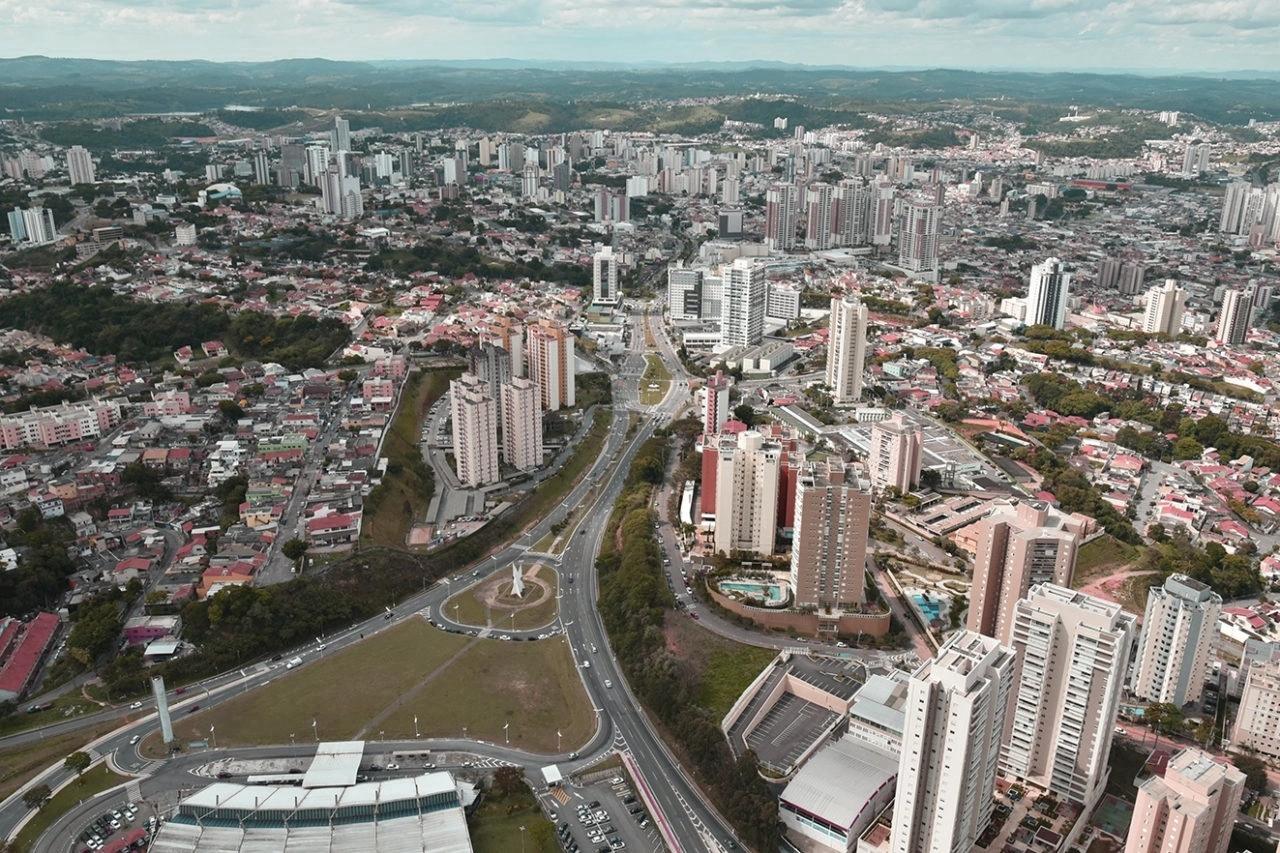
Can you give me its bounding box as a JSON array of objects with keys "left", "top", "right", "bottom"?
[
  {"left": 1231, "top": 752, "right": 1270, "bottom": 794},
  {"left": 22, "top": 784, "right": 51, "bottom": 809},
  {"left": 732, "top": 404, "right": 756, "bottom": 427},
  {"left": 492, "top": 765, "right": 524, "bottom": 797},
  {"left": 218, "top": 400, "right": 245, "bottom": 422},
  {"left": 64, "top": 751, "right": 91, "bottom": 780},
  {"left": 282, "top": 539, "right": 308, "bottom": 561}
]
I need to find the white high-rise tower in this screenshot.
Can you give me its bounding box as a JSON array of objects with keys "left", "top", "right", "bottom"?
[
  {"left": 1026, "top": 257, "right": 1072, "bottom": 330},
  {"left": 825, "top": 294, "right": 868, "bottom": 404}
]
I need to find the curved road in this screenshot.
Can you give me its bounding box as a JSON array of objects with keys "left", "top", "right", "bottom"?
[{"left": 4, "top": 305, "right": 749, "bottom": 853}]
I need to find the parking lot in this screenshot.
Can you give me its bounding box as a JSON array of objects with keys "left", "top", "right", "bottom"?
[
  {"left": 76, "top": 798, "right": 159, "bottom": 852},
  {"left": 546, "top": 774, "right": 665, "bottom": 853}
]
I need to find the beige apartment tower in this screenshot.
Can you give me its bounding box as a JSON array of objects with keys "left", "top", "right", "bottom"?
[
  {"left": 499, "top": 377, "right": 542, "bottom": 472},
  {"left": 525, "top": 319, "right": 575, "bottom": 411},
  {"left": 1131, "top": 574, "right": 1222, "bottom": 708},
  {"left": 449, "top": 372, "right": 499, "bottom": 488},
  {"left": 867, "top": 413, "right": 923, "bottom": 494},
  {"left": 1002, "top": 584, "right": 1136, "bottom": 809},
  {"left": 1230, "top": 644, "right": 1280, "bottom": 761},
  {"left": 966, "top": 500, "right": 1081, "bottom": 644},
  {"left": 712, "top": 430, "right": 781, "bottom": 558},
  {"left": 790, "top": 461, "right": 871, "bottom": 609},
  {"left": 1124, "top": 748, "right": 1244, "bottom": 853},
  {"left": 890, "top": 631, "right": 1015, "bottom": 853},
  {"left": 825, "top": 294, "right": 869, "bottom": 404}
]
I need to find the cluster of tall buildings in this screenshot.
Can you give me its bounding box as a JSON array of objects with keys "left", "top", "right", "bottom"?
[
  {"left": 762, "top": 178, "right": 939, "bottom": 277},
  {"left": 5, "top": 206, "right": 57, "bottom": 247},
  {"left": 448, "top": 318, "right": 576, "bottom": 487},
  {"left": 1219, "top": 180, "right": 1280, "bottom": 245}
]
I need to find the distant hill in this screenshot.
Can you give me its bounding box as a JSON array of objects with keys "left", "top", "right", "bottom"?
[{"left": 0, "top": 56, "right": 1276, "bottom": 124}]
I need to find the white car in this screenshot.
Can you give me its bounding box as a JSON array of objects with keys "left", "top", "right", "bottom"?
[
  {"left": 129, "top": 735, "right": 141, "bottom": 745},
  {"left": 129, "top": 701, "right": 143, "bottom": 709},
  {"left": 604, "top": 680, "right": 613, "bottom": 689}
]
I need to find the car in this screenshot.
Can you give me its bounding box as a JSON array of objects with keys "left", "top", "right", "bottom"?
[
  {"left": 129, "top": 701, "right": 143, "bottom": 709},
  {"left": 588, "top": 800, "right": 600, "bottom": 808},
  {"left": 216, "top": 771, "right": 232, "bottom": 779},
  {"left": 111, "top": 811, "right": 122, "bottom": 820},
  {"left": 604, "top": 679, "right": 613, "bottom": 689},
  {"left": 174, "top": 687, "right": 186, "bottom": 695},
  {"left": 369, "top": 764, "right": 383, "bottom": 771},
  {"left": 186, "top": 704, "right": 200, "bottom": 714},
  {"left": 835, "top": 641, "right": 848, "bottom": 648},
  {"left": 386, "top": 763, "right": 399, "bottom": 770},
  {"left": 129, "top": 735, "right": 141, "bottom": 745},
  {"left": 580, "top": 660, "right": 591, "bottom": 668}
]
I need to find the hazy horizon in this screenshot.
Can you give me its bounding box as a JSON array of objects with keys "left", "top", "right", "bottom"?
[{"left": 3, "top": 0, "right": 1278, "bottom": 74}]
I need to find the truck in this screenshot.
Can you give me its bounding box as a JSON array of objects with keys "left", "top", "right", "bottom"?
[{"left": 286, "top": 657, "right": 303, "bottom": 669}]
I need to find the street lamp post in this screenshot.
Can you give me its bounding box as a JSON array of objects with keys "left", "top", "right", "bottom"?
[
  {"left": 414, "top": 716, "right": 420, "bottom": 739},
  {"left": 504, "top": 722, "right": 509, "bottom": 745},
  {"left": 519, "top": 825, "right": 526, "bottom": 853},
  {"left": 312, "top": 719, "right": 318, "bottom": 742},
  {"left": 209, "top": 725, "right": 216, "bottom": 750}
]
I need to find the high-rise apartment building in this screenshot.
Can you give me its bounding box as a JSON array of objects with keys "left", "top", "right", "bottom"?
[
  {"left": 1002, "top": 584, "right": 1136, "bottom": 809},
  {"left": 867, "top": 414, "right": 923, "bottom": 494},
  {"left": 764, "top": 183, "right": 798, "bottom": 252},
  {"left": 65, "top": 145, "right": 95, "bottom": 185},
  {"left": 330, "top": 115, "right": 351, "bottom": 152},
  {"left": 897, "top": 201, "right": 940, "bottom": 278},
  {"left": 966, "top": 500, "right": 1082, "bottom": 644},
  {"left": 1131, "top": 574, "right": 1222, "bottom": 707},
  {"left": 834, "top": 179, "right": 872, "bottom": 246},
  {"left": 667, "top": 266, "right": 703, "bottom": 321},
  {"left": 890, "top": 631, "right": 1015, "bottom": 853},
  {"left": 1142, "top": 279, "right": 1187, "bottom": 336},
  {"left": 319, "top": 168, "right": 363, "bottom": 219},
  {"left": 1181, "top": 142, "right": 1211, "bottom": 177},
  {"left": 712, "top": 430, "right": 782, "bottom": 557},
  {"left": 468, "top": 342, "right": 512, "bottom": 403},
  {"left": 720, "top": 258, "right": 767, "bottom": 347},
  {"left": 871, "top": 181, "right": 896, "bottom": 246},
  {"left": 592, "top": 246, "right": 620, "bottom": 307},
  {"left": 252, "top": 149, "right": 270, "bottom": 185},
  {"left": 1026, "top": 257, "right": 1072, "bottom": 329},
  {"left": 825, "top": 294, "right": 868, "bottom": 404},
  {"left": 1124, "top": 748, "right": 1244, "bottom": 853},
  {"left": 703, "top": 371, "right": 730, "bottom": 435},
  {"left": 1214, "top": 288, "right": 1250, "bottom": 345},
  {"left": 1230, "top": 644, "right": 1280, "bottom": 760},
  {"left": 525, "top": 319, "right": 575, "bottom": 411},
  {"left": 449, "top": 373, "right": 499, "bottom": 487},
  {"left": 790, "top": 461, "right": 871, "bottom": 609},
  {"left": 6, "top": 207, "right": 56, "bottom": 246},
  {"left": 804, "top": 182, "right": 834, "bottom": 250},
  {"left": 499, "top": 377, "right": 542, "bottom": 472}
]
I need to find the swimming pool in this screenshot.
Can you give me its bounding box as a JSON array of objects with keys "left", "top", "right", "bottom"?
[
  {"left": 912, "top": 593, "right": 943, "bottom": 622},
  {"left": 718, "top": 579, "right": 787, "bottom": 605}
]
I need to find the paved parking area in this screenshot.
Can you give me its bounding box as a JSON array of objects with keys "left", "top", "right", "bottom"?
[
  {"left": 74, "top": 796, "right": 159, "bottom": 852},
  {"left": 544, "top": 775, "right": 665, "bottom": 853},
  {"left": 745, "top": 693, "right": 839, "bottom": 772}
]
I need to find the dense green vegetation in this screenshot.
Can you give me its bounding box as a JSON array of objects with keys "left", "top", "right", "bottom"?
[
  {"left": 39, "top": 118, "right": 215, "bottom": 150},
  {"left": 365, "top": 239, "right": 589, "bottom": 286},
  {"left": 214, "top": 109, "right": 309, "bottom": 130},
  {"left": 596, "top": 434, "right": 778, "bottom": 850},
  {"left": 0, "top": 510, "right": 76, "bottom": 618},
  {"left": 4, "top": 58, "right": 1277, "bottom": 123},
  {"left": 0, "top": 283, "right": 348, "bottom": 368}
]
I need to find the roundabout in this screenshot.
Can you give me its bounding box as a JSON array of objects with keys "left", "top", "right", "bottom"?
[{"left": 444, "top": 562, "right": 560, "bottom": 631}]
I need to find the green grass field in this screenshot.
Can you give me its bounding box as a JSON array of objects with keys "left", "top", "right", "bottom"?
[
  {"left": 154, "top": 620, "right": 472, "bottom": 751},
  {"left": 468, "top": 785, "right": 557, "bottom": 853},
  {"left": 0, "top": 693, "right": 103, "bottom": 738},
  {"left": 361, "top": 368, "right": 457, "bottom": 549},
  {"left": 156, "top": 619, "right": 594, "bottom": 753},
  {"left": 664, "top": 614, "right": 778, "bottom": 719},
  {"left": 444, "top": 565, "right": 559, "bottom": 630},
  {"left": 378, "top": 633, "right": 593, "bottom": 752},
  {"left": 1074, "top": 534, "right": 1141, "bottom": 585},
  {"left": 0, "top": 719, "right": 125, "bottom": 803},
  {"left": 14, "top": 763, "right": 129, "bottom": 851},
  {"left": 639, "top": 354, "right": 671, "bottom": 407}
]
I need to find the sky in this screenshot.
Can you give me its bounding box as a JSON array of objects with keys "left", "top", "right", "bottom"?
[{"left": 1, "top": 0, "right": 1278, "bottom": 72}]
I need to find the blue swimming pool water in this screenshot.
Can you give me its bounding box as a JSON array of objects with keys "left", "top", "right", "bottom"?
[
  {"left": 912, "top": 594, "right": 943, "bottom": 622},
  {"left": 719, "top": 579, "right": 786, "bottom": 604}
]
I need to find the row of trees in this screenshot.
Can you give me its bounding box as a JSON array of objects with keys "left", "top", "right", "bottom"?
[{"left": 596, "top": 435, "right": 780, "bottom": 850}]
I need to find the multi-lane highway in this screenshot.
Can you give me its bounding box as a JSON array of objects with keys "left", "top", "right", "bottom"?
[{"left": 2, "top": 305, "right": 750, "bottom": 852}]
